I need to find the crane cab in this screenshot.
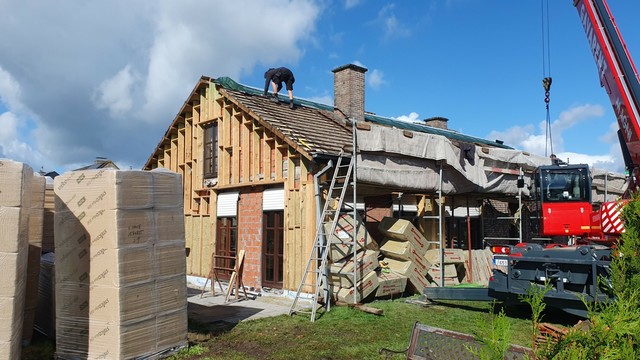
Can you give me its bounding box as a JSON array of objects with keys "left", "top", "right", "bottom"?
[{"left": 529, "top": 164, "right": 592, "bottom": 238}]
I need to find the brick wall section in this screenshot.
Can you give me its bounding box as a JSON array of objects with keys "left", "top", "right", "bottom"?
[
  {"left": 237, "top": 188, "right": 263, "bottom": 288},
  {"left": 364, "top": 194, "right": 393, "bottom": 245},
  {"left": 332, "top": 64, "right": 367, "bottom": 122}
]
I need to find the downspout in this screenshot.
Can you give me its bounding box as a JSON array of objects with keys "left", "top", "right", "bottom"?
[{"left": 314, "top": 160, "right": 334, "bottom": 227}]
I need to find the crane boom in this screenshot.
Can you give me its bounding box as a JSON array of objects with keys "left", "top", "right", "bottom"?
[{"left": 574, "top": 0, "right": 640, "bottom": 183}]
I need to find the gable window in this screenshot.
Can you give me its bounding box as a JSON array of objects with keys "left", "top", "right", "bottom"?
[{"left": 203, "top": 122, "right": 218, "bottom": 178}]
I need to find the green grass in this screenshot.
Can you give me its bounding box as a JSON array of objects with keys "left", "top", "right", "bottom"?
[
  {"left": 22, "top": 297, "right": 580, "bottom": 360},
  {"left": 178, "top": 297, "right": 578, "bottom": 360}
]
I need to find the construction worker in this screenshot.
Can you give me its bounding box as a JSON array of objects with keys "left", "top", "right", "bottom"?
[{"left": 264, "top": 67, "right": 295, "bottom": 109}]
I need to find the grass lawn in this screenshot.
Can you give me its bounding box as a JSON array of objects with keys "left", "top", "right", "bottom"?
[
  {"left": 22, "top": 296, "right": 581, "bottom": 360},
  {"left": 167, "top": 297, "right": 580, "bottom": 360}
]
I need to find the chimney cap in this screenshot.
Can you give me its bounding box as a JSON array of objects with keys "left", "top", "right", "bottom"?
[
  {"left": 332, "top": 63, "right": 368, "bottom": 74},
  {"left": 424, "top": 116, "right": 449, "bottom": 123}
]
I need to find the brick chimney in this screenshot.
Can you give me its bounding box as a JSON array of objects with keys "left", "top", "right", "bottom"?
[
  {"left": 424, "top": 116, "right": 448, "bottom": 129},
  {"left": 332, "top": 64, "right": 368, "bottom": 122}
]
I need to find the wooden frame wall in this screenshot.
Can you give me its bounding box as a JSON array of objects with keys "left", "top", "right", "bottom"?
[{"left": 147, "top": 80, "right": 316, "bottom": 290}]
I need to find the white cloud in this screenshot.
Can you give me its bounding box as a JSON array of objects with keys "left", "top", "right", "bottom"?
[
  {"left": 487, "top": 103, "right": 624, "bottom": 173},
  {"left": 0, "top": 67, "right": 23, "bottom": 112},
  {"left": 376, "top": 4, "right": 411, "bottom": 40},
  {"left": 307, "top": 94, "right": 333, "bottom": 106},
  {"left": 344, "top": 0, "right": 361, "bottom": 9},
  {"left": 395, "top": 112, "right": 420, "bottom": 122},
  {"left": 93, "top": 65, "right": 139, "bottom": 118},
  {"left": 368, "top": 69, "right": 386, "bottom": 90},
  {"left": 0, "top": 0, "right": 321, "bottom": 171}
]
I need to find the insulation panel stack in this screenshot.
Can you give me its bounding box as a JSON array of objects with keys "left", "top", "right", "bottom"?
[
  {"left": 23, "top": 173, "right": 46, "bottom": 346},
  {"left": 54, "top": 169, "right": 188, "bottom": 360},
  {"left": 326, "top": 212, "right": 380, "bottom": 303},
  {"left": 378, "top": 217, "right": 430, "bottom": 293},
  {"left": 0, "top": 159, "right": 33, "bottom": 359},
  {"left": 425, "top": 248, "right": 466, "bottom": 286}
]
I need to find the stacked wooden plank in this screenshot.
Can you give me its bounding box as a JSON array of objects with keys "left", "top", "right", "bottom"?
[
  {"left": 54, "top": 169, "right": 188, "bottom": 359},
  {"left": 0, "top": 159, "right": 33, "bottom": 359},
  {"left": 424, "top": 247, "right": 498, "bottom": 287},
  {"left": 23, "top": 173, "right": 46, "bottom": 346}
]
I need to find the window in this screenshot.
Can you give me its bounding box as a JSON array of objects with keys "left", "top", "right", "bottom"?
[{"left": 203, "top": 123, "right": 218, "bottom": 178}]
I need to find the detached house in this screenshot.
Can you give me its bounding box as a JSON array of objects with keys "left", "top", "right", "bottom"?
[{"left": 144, "top": 64, "right": 559, "bottom": 292}]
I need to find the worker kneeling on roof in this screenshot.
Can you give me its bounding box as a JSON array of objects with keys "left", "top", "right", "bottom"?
[{"left": 264, "top": 67, "right": 295, "bottom": 109}]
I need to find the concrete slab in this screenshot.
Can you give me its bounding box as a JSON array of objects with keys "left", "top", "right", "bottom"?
[{"left": 186, "top": 276, "right": 311, "bottom": 333}]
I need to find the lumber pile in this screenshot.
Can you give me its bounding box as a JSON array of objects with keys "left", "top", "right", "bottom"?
[
  {"left": 0, "top": 159, "right": 33, "bottom": 359},
  {"left": 54, "top": 169, "right": 188, "bottom": 359}
]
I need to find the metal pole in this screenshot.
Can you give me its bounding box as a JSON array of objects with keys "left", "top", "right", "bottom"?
[
  {"left": 352, "top": 117, "right": 358, "bottom": 304},
  {"left": 439, "top": 162, "right": 445, "bottom": 287},
  {"left": 466, "top": 198, "right": 472, "bottom": 283},
  {"left": 518, "top": 167, "right": 523, "bottom": 243},
  {"left": 605, "top": 172, "right": 608, "bottom": 202}
]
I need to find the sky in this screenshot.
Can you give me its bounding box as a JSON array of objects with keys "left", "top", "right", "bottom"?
[{"left": 0, "top": 0, "right": 638, "bottom": 175}]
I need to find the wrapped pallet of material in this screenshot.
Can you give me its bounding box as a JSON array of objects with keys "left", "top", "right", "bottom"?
[
  {"left": 325, "top": 212, "right": 378, "bottom": 262},
  {"left": 424, "top": 248, "right": 465, "bottom": 265},
  {"left": 329, "top": 249, "right": 379, "bottom": 288},
  {"left": 0, "top": 159, "right": 33, "bottom": 360},
  {"left": 42, "top": 180, "right": 55, "bottom": 253},
  {"left": 23, "top": 173, "right": 46, "bottom": 346},
  {"left": 54, "top": 169, "right": 187, "bottom": 360},
  {"left": 34, "top": 252, "right": 56, "bottom": 339},
  {"left": 378, "top": 217, "right": 429, "bottom": 255},
  {"left": 375, "top": 271, "right": 407, "bottom": 297},
  {"left": 380, "top": 239, "right": 431, "bottom": 273},
  {"left": 426, "top": 264, "right": 465, "bottom": 287},
  {"left": 335, "top": 271, "right": 379, "bottom": 303},
  {"left": 384, "top": 257, "right": 429, "bottom": 293}
]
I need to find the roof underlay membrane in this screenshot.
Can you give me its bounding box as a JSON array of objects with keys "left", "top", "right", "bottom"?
[{"left": 356, "top": 126, "right": 627, "bottom": 201}]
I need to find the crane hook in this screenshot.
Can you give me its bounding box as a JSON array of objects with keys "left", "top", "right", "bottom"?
[{"left": 543, "top": 77, "right": 552, "bottom": 104}]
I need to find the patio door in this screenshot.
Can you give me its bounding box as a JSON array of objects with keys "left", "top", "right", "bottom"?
[{"left": 262, "top": 211, "right": 283, "bottom": 288}]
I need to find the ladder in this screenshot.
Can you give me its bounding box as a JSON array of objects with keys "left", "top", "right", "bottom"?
[{"left": 289, "top": 152, "right": 355, "bottom": 322}]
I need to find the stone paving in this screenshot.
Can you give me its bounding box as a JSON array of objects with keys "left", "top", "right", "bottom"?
[{"left": 185, "top": 276, "right": 308, "bottom": 333}]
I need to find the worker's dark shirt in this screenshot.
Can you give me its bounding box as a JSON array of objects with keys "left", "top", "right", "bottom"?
[{"left": 264, "top": 67, "right": 295, "bottom": 95}]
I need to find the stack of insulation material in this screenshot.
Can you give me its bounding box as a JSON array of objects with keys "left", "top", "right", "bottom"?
[
  {"left": 326, "top": 212, "right": 380, "bottom": 303},
  {"left": 425, "top": 248, "right": 467, "bottom": 286},
  {"left": 54, "top": 169, "right": 188, "bottom": 359},
  {"left": 378, "top": 217, "right": 430, "bottom": 293},
  {"left": 0, "top": 159, "right": 33, "bottom": 359},
  {"left": 23, "top": 173, "right": 46, "bottom": 346},
  {"left": 42, "top": 179, "right": 55, "bottom": 253}
]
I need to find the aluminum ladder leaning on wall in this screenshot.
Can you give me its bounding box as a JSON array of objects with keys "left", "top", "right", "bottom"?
[{"left": 288, "top": 151, "right": 355, "bottom": 322}]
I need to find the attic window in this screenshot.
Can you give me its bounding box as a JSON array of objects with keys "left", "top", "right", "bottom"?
[{"left": 203, "top": 122, "right": 218, "bottom": 179}]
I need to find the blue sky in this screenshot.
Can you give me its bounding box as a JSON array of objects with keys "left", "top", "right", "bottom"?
[{"left": 0, "top": 0, "right": 638, "bottom": 174}]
